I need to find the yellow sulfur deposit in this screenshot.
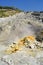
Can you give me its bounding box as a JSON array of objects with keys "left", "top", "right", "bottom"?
[
  {"left": 5, "top": 36, "right": 40, "bottom": 54},
  {"left": 5, "top": 44, "right": 19, "bottom": 54},
  {"left": 26, "top": 36, "right": 35, "bottom": 41}
]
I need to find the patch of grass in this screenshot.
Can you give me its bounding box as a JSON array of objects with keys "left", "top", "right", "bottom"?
[{"left": 0, "top": 6, "right": 22, "bottom": 17}]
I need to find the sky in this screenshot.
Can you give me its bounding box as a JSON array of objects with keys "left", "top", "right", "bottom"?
[{"left": 0, "top": 0, "right": 43, "bottom": 11}]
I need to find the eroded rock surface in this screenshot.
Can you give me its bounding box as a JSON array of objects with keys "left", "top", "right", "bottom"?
[{"left": 0, "top": 12, "right": 43, "bottom": 65}]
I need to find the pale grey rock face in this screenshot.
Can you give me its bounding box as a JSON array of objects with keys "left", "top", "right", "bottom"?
[
  {"left": 0, "top": 12, "right": 43, "bottom": 65},
  {"left": 0, "top": 12, "right": 43, "bottom": 44},
  {"left": 0, "top": 50, "right": 43, "bottom": 65}
]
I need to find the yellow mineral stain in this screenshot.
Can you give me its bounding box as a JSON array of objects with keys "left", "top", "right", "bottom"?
[
  {"left": 27, "top": 36, "right": 35, "bottom": 41},
  {"left": 5, "top": 36, "right": 42, "bottom": 55}
]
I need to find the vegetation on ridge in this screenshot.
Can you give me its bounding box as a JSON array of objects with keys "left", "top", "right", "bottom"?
[{"left": 0, "top": 6, "right": 22, "bottom": 17}]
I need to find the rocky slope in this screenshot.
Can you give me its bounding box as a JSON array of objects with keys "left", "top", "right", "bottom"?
[
  {"left": 0, "top": 6, "right": 22, "bottom": 17},
  {"left": 0, "top": 11, "right": 43, "bottom": 65}
]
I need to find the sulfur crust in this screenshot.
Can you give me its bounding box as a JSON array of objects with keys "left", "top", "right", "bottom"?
[{"left": 5, "top": 36, "right": 42, "bottom": 55}]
